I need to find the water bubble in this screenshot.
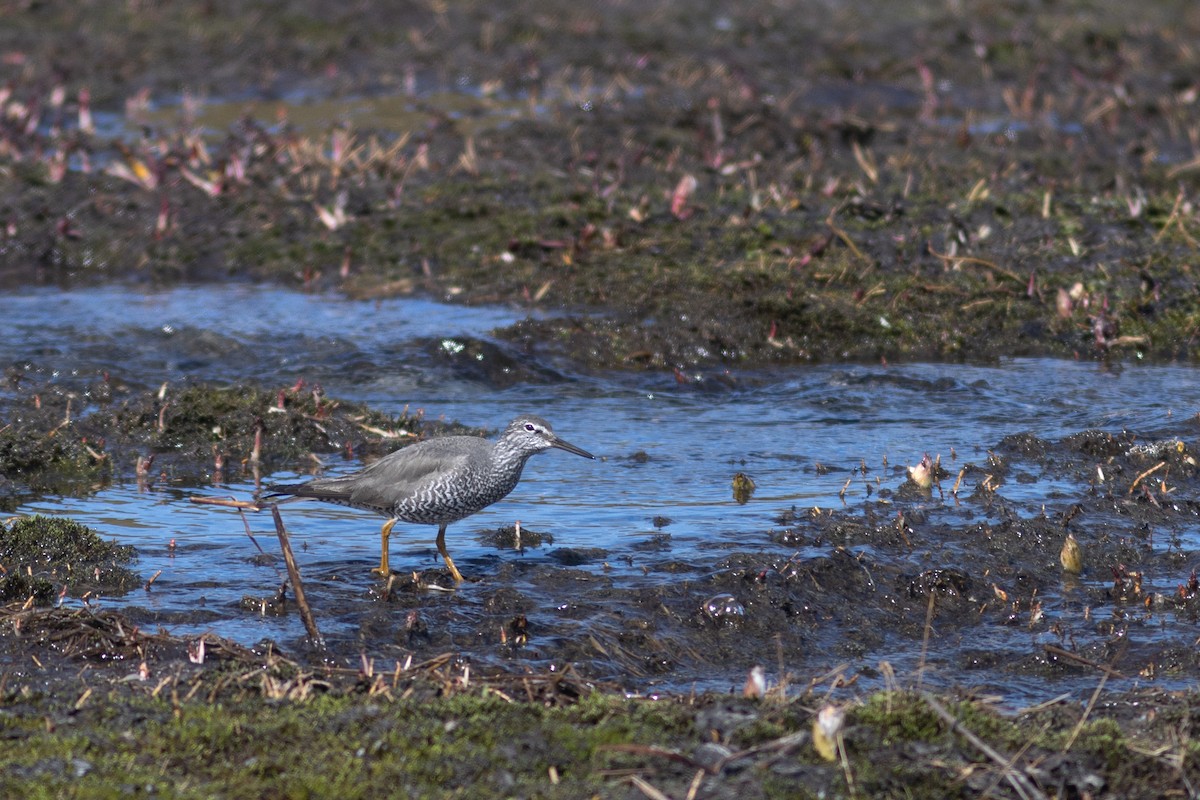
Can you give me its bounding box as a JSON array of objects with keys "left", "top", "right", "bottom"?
[{"left": 703, "top": 593, "right": 745, "bottom": 625}]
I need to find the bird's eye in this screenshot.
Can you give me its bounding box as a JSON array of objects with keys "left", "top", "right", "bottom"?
[{"left": 524, "top": 423, "right": 536, "bottom": 432}]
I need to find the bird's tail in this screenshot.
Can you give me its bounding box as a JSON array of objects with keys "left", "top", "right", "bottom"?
[{"left": 262, "top": 480, "right": 353, "bottom": 503}]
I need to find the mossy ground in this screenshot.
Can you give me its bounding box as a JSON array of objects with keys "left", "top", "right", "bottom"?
[
  {"left": 0, "top": 515, "right": 139, "bottom": 599},
  {"left": 2, "top": 1, "right": 1200, "bottom": 369},
  {"left": 0, "top": 635, "right": 1194, "bottom": 800},
  {"left": 0, "top": 377, "right": 463, "bottom": 500}
]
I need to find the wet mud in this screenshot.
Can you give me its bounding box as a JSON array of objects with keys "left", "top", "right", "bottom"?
[
  {"left": 2, "top": 2, "right": 1200, "bottom": 370},
  {"left": 218, "top": 413, "right": 1200, "bottom": 703},
  {"left": 4, "top": 0, "right": 1200, "bottom": 796}
]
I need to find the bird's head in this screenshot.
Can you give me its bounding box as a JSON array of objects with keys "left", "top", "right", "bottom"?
[{"left": 504, "top": 415, "right": 595, "bottom": 460}]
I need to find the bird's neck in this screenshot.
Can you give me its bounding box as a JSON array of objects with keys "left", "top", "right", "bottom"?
[{"left": 492, "top": 438, "right": 535, "bottom": 469}]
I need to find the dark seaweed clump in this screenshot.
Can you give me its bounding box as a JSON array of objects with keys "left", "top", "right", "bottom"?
[{"left": 0, "top": 515, "right": 141, "bottom": 601}]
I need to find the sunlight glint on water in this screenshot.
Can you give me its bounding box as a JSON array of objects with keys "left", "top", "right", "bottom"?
[{"left": 5, "top": 285, "right": 1198, "bottom": 691}]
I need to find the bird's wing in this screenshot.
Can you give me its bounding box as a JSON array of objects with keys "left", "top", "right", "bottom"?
[
  {"left": 266, "top": 438, "right": 478, "bottom": 510},
  {"left": 342, "top": 442, "right": 473, "bottom": 510}
]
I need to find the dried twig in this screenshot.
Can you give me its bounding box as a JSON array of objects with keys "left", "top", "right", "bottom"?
[
  {"left": 1062, "top": 636, "right": 1128, "bottom": 753},
  {"left": 189, "top": 496, "right": 262, "bottom": 511},
  {"left": 629, "top": 776, "right": 671, "bottom": 800},
  {"left": 922, "top": 692, "right": 1047, "bottom": 800},
  {"left": 916, "top": 591, "right": 936, "bottom": 690},
  {"left": 1042, "top": 644, "right": 1125, "bottom": 679},
  {"left": 269, "top": 505, "right": 323, "bottom": 647},
  {"left": 825, "top": 208, "right": 868, "bottom": 263},
  {"left": 1128, "top": 461, "right": 1166, "bottom": 495},
  {"left": 928, "top": 244, "right": 1024, "bottom": 284},
  {"left": 601, "top": 743, "right": 711, "bottom": 772}
]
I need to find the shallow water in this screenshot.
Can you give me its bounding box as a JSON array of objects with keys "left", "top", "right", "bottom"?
[{"left": 7, "top": 284, "right": 1199, "bottom": 701}]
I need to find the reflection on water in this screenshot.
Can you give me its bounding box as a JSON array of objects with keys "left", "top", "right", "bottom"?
[
  {"left": 4, "top": 284, "right": 525, "bottom": 393},
  {"left": 6, "top": 284, "right": 1200, "bottom": 701}
]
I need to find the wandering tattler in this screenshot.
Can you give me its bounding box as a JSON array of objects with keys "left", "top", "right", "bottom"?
[{"left": 266, "top": 415, "right": 594, "bottom": 583}]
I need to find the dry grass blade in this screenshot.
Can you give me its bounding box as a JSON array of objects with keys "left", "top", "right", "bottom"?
[
  {"left": 1062, "top": 636, "right": 1127, "bottom": 753},
  {"left": 629, "top": 775, "right": 672, "bottom": 800},
  {"left": 916, "top": 591, "right": 936, "bottom": 690},
  {"left": 825, "top": 210, "right": 868, "bottom": 263},
  {"left": 928, "top": 244, "right": 1024, "bottom": 284},
  {"left": 922, "top": 692, "right": 1047, "bottom": 800},
  {"left": 851, "top": 141, "right": 878, "bottom": 183},
  {"left": 715, "top": 730, "right": 808, "bottom": 770},
  {"left": 1016, "top": 693, "right": 1073, "bottom": 716},
  {"left": 600, "top": 743, "right": 710, "bottom": 773}
]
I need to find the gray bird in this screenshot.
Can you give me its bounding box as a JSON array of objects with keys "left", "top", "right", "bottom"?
[{"left": 266, "top": 415, "right": 594, "bottom": 583}]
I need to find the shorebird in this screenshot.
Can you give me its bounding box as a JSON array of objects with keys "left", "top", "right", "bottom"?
[{"left": 266, "top": 415, "right": 594, "bottom": 582}]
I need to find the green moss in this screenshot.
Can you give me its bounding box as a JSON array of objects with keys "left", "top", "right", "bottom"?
[
  {"left": 0, "top": 515, "right": 140, "bottom": 597},
  {"left": 102, "top": 383, "right": 420, "bottom": 466},
  {"left": 0, "top": 424, "right": 110, "bottom": 494},
  {"left": 0, "top": 643, "right": 1195, "bottom": 800},
  {"left": 0, "top": 571, "right": 56, "bottom": 605},
  {"left": 1043, "top": 717, "right": 1126, "bottom": 765},
  {"left": 852, "top": 691, "right": 1021, "bottom": 750},
  {"left": 854, "top": 692, "right": 946, "bottom": 744},
  {"left": 0, "top": 689, "right": 701, "bottom": 799}
]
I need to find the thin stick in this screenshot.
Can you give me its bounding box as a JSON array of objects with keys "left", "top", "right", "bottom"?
[
  {"left": 1042, "top": 644, "right": 1125, "bottom": 679},
  {"left": 951, "top": 466, "right": 966, "bottom": 496},
  {"left": 1128, "top": 461, "right": 1166, "bottom": 495},
  {"left": 236, "top": 509, "right": 271, "bottom": 559},
  {"left": 1063, "top": 637, "right": 1128, "bottom": 753},
  {"left": 189, "top": 496, "right": 262, "bottom": 511},
  {"left": 191, "top": 495, "right": 280, "bottom": 575},
  {"left": 599, "top": 744, "right": 709, "bottom": 773},
  {"left": 270, "top": 504, "right": 323, "bottom": 647},
  {"left": 916, "top": 591, "right": 936, "bottom": 691},
  {"left": 629, "top": 776, "right": 671, "bottom": 800},
  {"left": 928, "top": 244, "right": 1025, "bottom": 284},
  {"left": 922, "top": 692, "right": 1047, "bottom": 800},
  {"left": 144, "top": 570, "right": 162, "bottom": 591},
  {"left": 836, "top": 729, "right": 857, "bottom": 797},
  {"left": 825, "top": 210, "right": 868, "bottom": 262}
]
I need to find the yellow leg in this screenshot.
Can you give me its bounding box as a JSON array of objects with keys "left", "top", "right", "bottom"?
[
  {"left": 372, "top": 518, "right": 397, "bottom": 576},
  {"left": 436, "top": 524, "right": 465, "bottom": 583}
]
